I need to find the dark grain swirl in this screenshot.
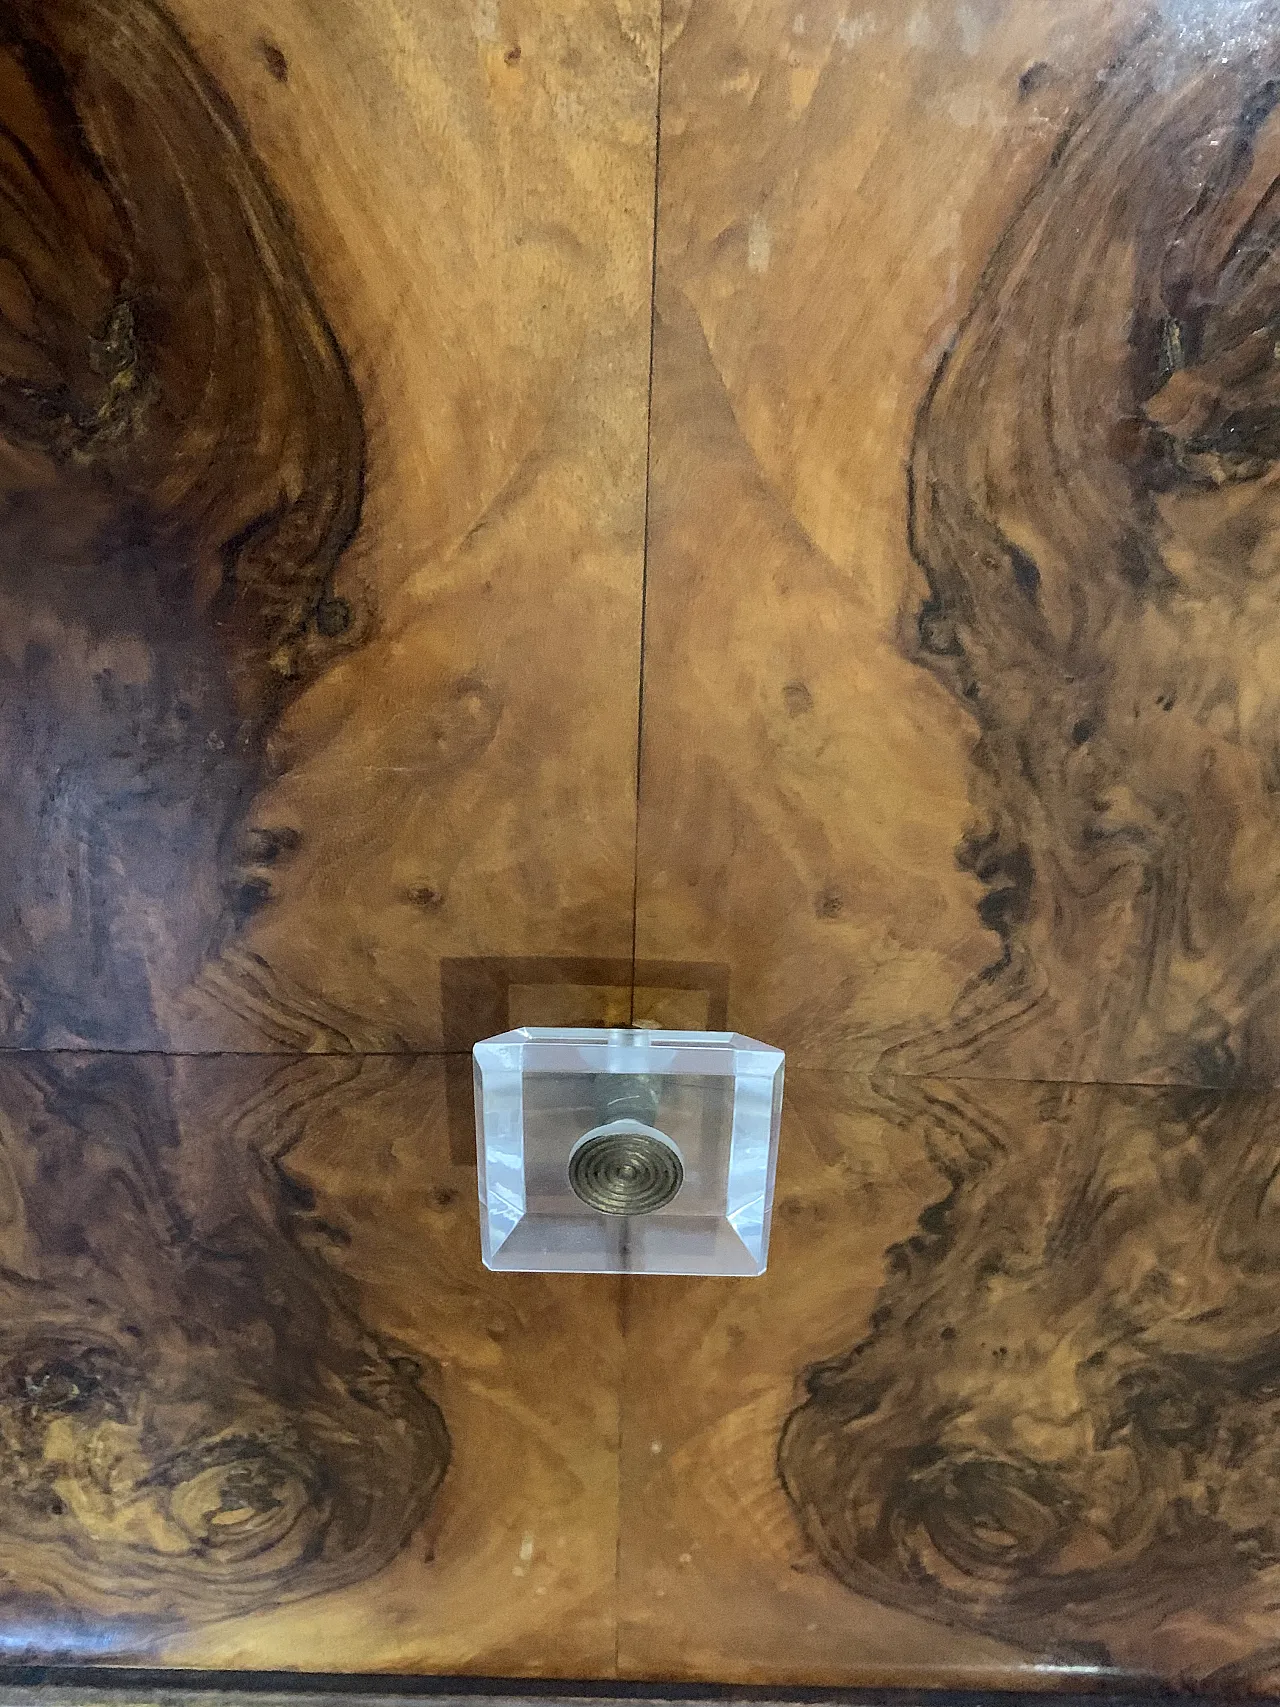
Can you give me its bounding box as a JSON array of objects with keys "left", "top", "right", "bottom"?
[
  {"left": 780, "top": 1081, "right": 1280, "bottom": 1659},
  {"left": 784, "top": 14, "right": 1280, "bottom": 1661},
  {"left": 0, "top": 0, "right": 363, "bottom": 708},
  {"left": 0, "top": 0, "right": 452, "bottom": 1646},
  {"left": 0, "top": 0, "right": 366, "bottom": 1048},
  {"left": 892, "top": 7, "right": 1280, "bottom": 1085},
  {"left": 0, "top": 1053, "right": 449, "bottom": 1637}
]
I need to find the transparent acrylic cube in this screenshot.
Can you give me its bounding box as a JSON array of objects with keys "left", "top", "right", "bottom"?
[{"left": 474, "top": 1028, "right": 785, "bottom": 1276}]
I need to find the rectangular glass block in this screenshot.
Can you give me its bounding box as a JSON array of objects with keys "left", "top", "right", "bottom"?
[{"left": 474, "top": 1028, "right": 785, "bottom": 1275}]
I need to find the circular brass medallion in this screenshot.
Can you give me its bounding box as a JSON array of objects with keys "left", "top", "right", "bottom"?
[{"left": 568, "top": 1129, "right": 684, "bottom": 1215}]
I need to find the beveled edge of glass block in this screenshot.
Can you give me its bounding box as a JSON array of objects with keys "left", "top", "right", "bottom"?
[
  {"left": 473, "top": 1027, "right": 785, "bottom": 1067},
  {"left": 725, "top": 1053, "right": 786, "bottom": 1273},
  {"left": 473, "top": 1037, "right": 527, "bottom": 1267}
]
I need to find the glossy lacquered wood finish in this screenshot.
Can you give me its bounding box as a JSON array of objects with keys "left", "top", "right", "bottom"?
[
  {"left": 625, "top": 0, "right": 1280, "bottom": 1686},
  {"left": 0, "top": 0, "right": 656, "bottom": 1055},
  {"left": 621, "top": 1072, "right": 1280, "bottom": 1688},
  {"left": 8, "top": 0, "right": 1280, "bottom": 1692},
  {"left": 0, "top": 1051, "right": 620, "bottom": 1672},
  {"left": 0, "top": 0, "right": 644, "bottom": 1672},
  {"left": 637, "top": 0, "right": 1280, "bottom": 1088},
  {"left": 7, "top": 1054, "right": 1277, "bottom": 1687}
]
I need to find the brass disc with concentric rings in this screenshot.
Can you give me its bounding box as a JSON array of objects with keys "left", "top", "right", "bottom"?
[{"left": 567, "top": 1129, "right": 684, "bottom": 1215}]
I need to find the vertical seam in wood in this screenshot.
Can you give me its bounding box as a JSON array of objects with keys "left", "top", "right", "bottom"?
[
  {"left": 628, "top": 0, "right": 665, "bottom": 1033},
  {"left": 618, "top": 0, "right": 666, "bottom": 1678}
]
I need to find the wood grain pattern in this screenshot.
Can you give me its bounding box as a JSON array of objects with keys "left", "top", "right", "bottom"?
[
  {"left": 0, "top": 0, "right": 636, "bottom": 1672},
  {"left": 636, "top": 0, "right": 1280, "bottom": 1086},
  {"left": 634, "top": 0, "right": 1090, "bottom": 1067},
  {"left": 899, "top": 2, "right": 1280, "bottom": 1087},
  {"left": 167, "top": 0, "right": 660, "bottom": 1054},
  {"left": 0, "top": 1050, "right": 620, "bottom": 1673},
  {"left": 0, "top": 1052, "right": 448, "bottom": 1648},
  {"left": 625, "top": 8, "right": 1280, "bottom": 1681},
  {"left": 622, "top": 1071, "right": 1280, "bottom": 1689},
  {"left": 0, "top": 0, "right": 657, "bottom": 1054},
  {"left": 617, "top": 1071, "right": 1028, "bottom": 1688},
  {"left": 18, "top": 0, "right": 1280, "bottom": 1687}
]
